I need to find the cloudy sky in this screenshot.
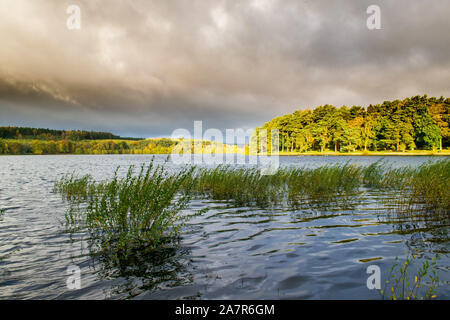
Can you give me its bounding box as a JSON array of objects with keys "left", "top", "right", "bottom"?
[{"left": 0, "top": 0, "right": 449, "bottom": 138}]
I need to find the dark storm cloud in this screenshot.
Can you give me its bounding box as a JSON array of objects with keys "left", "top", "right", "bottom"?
[{"left": 0, "top": 0, "right": 449, "bottom": 137}]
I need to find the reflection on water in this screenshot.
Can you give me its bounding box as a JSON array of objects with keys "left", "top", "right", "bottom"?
[
  {"left": 92, "top": 241, "right": 193, "bottom": 299},
  {"left": 378, "top": 200, "right": 450, "bottom": 255},
  {"left": 0, "top": 155, "right": 448, "bottom": 299}
]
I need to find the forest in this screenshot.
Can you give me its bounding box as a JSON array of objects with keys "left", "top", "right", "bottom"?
[
  {"left": 259, "top": 95, "right": 449, "bottom": 153},
  {"left": 0, "top": 136, "right": 178, "bottom": 155},
  {"left": 1, "top": 95, "right": 449, "bottom": 155},
  {"left": 0, "top": 132, "right": 232, "bottom": 155},
  {"left": 0, "top": 127, "right": 139, "bottom": 141}
]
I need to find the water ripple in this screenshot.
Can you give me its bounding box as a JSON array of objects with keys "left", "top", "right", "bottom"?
[{"left": 0, "top": 155, "right": 448, "bottom": 300}]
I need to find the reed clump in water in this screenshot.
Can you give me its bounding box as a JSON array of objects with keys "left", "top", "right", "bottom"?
[
  {"left": 380, "top": 253, "right": 440, "bottom": 300},
  {"left": 407, "top": 159, "right": 450, "bottom": 216},
  {"left": 55, "top": 159, "right": 450, "bottom": 255},
  {"left": 370, "top": 159, "right": 449, "bottom": 222},
  {"left": 181, "top": 160, "right": 449, "bottom": 213},
  {"left": 54, "top": 173, "right": 97, "bottom": 201},
  {"left": 361, "top": 160, "right": 413, "bottom": 190},
  {"left": 190, "top": 166, "right": 286, "bottom": 207},
  {"left": 186, "top": 162, "right": 364, "bottom": 209},
  {"left": 55, "top": 161, "right": 197, "bottom": 259},
  {"left": 285, "top": 163, "right": 362, "bottom": 209}
]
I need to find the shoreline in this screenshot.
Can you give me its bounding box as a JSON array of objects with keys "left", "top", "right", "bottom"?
[
  {"left": 1, "top": 151, "right": 450, "bottom": 157},
  {"left": 276, "top": 151, "right": 450, "bottom": 156}
]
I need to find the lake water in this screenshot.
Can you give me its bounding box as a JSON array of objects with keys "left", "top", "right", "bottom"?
[{"left": 0, "top": 155, "right": 448, "bottom": 299}]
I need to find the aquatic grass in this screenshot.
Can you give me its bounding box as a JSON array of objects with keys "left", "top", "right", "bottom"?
[
  {"left": 50, "top": 158, "right": 450, "bottom": 300},
  {"left": 53, "top": 173, "right": 97, "bottom": 201},
  {"left": 285, "top": 162, "right": 363, "bottom": 209},
  {"left": 379, "top": 159, "right": 450, "bottom": 220},
  {"left": 56, "top": 160, "right": 198, "bottom": 260},
  {"left": 362, "top": 160, "right": 413, "bottom": 190},
  {"left": 381, "top": 167, "right": 413, "bottom": 190},
  {"left": 189, "top": 162, "right": 364, "bottom": 209},
  {"left": 55, "top": 159, "right": 450, "bottom": 256},
  {"left": 380, "top": 253, "right": 440, "bottom": 300},
  {"left": 189, "top": 159, "right": 449, "bottom": 214},
  {"left": 56, "top": 159, "right": 450, "bottom": 213},
  {"left": 362, "top": 160, "right": 387, "bottom": 188},
  {"left": 87, "top": 164, "right": 195, "bottom": 250},
  {"left": 189, "top": 166, "right": 286, "bottom": 208},
  {"left": 408, "top": 159, "right": 450, "bottom": 216}
]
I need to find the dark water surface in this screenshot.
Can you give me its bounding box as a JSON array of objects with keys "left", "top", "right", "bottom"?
[{"left": 0, "top": 155, "right": 448, "bottom": 299}]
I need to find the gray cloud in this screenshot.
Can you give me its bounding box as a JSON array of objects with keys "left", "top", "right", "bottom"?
[{"left": 0, "top": 0, "right": 449, "bottom": 137}]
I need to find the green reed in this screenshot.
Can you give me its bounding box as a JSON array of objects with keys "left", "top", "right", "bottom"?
[
  {"left": 381, "top": 253, "right": 440, "bottom": 300},
  {"left": 55, "top": 160, "right": 197, "bottom": 259},
  {"left": 361, "top": 160, "right": 414, "bottom": 190},
  {"left": 379, "top": 159, "right": 450, "bottom": 218},
  {"left": 189, "top": 166, "right": 286, "bottom": 207},
  {"left": 53, "top": 173, "right": 98, "bottom": 201},
  {"left": 409, "top": 159, "right": 450, "bottom": 216},
  {"left": 189, "top": 159, "right": 449, "bottom": 214},
  {"left": 285, "top": 162, "right": 363, "bottom": 209},
  {"left": 55, "top": 158, "right": 450, "bottom": 258},
  {"left": 187, "top": 162, "right": 364, "bottom": 209}
]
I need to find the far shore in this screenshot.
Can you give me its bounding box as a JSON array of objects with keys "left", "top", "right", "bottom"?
[
  {"left": 1, "top": 150, "right": 450, "bottom": 157},
  {"left": 275, "top": 150, "right": 450, "bottom": 156}
]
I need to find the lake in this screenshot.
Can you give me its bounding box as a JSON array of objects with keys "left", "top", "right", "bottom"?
[{"left": 0, "top": 155, "right": 448, "bottom": 299}]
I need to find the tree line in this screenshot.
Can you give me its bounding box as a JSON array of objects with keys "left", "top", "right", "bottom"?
[
  {"left": 259, "top": 95, "right": 449, "bottom": 153},
  {"left": 0, "top": 127, "right": 142, "bottom": 141},
  {"left": 0, "top": 138, "right": 178, "bottom": 155},
  {"left": 2, "top": 95, "right": 448, "bottom": 155}
]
